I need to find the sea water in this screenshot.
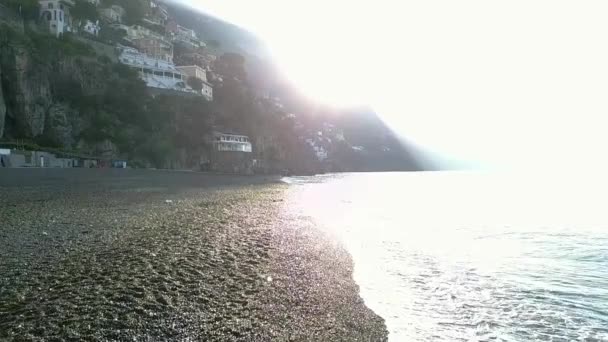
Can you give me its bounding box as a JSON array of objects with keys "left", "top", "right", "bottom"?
[{"left": 285, "top": 172, "right": 608, "bottom": 341}]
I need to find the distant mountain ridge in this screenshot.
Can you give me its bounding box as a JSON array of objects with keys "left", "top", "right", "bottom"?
[{"left": 160, "top": 0, "right": 269, "bottom": 58}]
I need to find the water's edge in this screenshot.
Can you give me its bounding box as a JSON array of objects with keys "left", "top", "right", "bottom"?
[{"left": 0, "top": 171, "right": 388, "bottom": 340}]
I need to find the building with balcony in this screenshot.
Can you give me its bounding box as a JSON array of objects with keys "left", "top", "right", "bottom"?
[
  {"left": 132, "top": 36, "right": 173, "bottom": 63},
  {"left": 176, "top": 65, "right": 213, "bottom": 101},
  {"left": 121, "top": 24, "right": 174, "bottom": 62},
  {"left": 118, "top": 45, "right": 198, "bottom": 95},
  {"left": 145, "top": 1, "right": 168, "bottom": 26},
  {"left": 207, "top": 132, "right": 254, "bottom": 173},
  {"left": 176, "top": 65, "right": 207, "bottom": 82},
  {"left": 212, "top": 132, "right": 252, "bottom": 152},
  {"left": 170, "top": 24, "right": 205, "bottom": 51},
  {"left": 39, "top": 0, "right": 74, "bottom": 37}
]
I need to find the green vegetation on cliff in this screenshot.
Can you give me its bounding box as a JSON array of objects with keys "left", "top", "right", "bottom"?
[
  {"left": 1, "top": 0, "right": 39, "bottom": 20},
  {"left": 0, "top": 24, "right": 323, "bottom": 172},
  {"left": 0, "top": 0, "right": 420, "bottom": 173},
  {"left": 0, "top": 25, "right": 214, "bottom": 168}
]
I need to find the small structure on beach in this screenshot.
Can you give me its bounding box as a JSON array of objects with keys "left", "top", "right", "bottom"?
[
  {"left": 207, "top": 131, "right": 254, "bottom": 174},
  {"left": 0, "top": 147, "right": 110, "bottom": 168},
  {"left": 112, "top": 160, "right": 127, "bottom": 168}
]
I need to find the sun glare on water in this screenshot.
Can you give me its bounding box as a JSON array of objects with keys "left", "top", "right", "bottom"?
[{"left": 184, "top": 0, "right": 608, "bottom": 169}]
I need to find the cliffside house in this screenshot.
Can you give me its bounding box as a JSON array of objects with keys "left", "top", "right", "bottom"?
[
  {"left": 118, "top": 45, "right": 199, "bottom": 95},
  {"left": 144, "top": 1, "right": 168, "bottom": 26},
  {"left": 132, "top": 36, "right": 174, "bottom": 63},
  {"left": 176, "top": 25, "right": 205, "bottom": 50},
  {"left": 39, "top": 0, "right": 74, "bottom": 37},
  {"left": 176, "top": 51, "right": 216, "bottom": 69},
  {"left": 123, "top": 24, "right": 174, "bottom": 62},
  {"left": 176, "top": 65, "right": 213, "bottom": 101},
  {"left": 99, "top": 4, "right": 125, "bottom": 23}
]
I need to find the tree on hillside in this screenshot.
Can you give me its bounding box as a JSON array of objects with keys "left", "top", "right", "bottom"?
[
  {"left": 174, "top": 97, "right": 213, "bottom": 150},
  {"left": 120, "top": 0, "right": 147, "bottom": 25},
  {"left": 187, "top": 77, "right": 203, "bottom": 92},
  {"left": 98, "top": 25, "right": 126, "bottom": 44},
  {"left": 71, "top": 0, "right": 98, "bottom": 22},
  {"left": 207, "top": 39, "right": 221, "bottom": 48},
  {"left": 215, "top": 53, "right": 247, "bottom": 81},
  {"left": 2, "top": 0, "right": 39, "bottom": 20}
]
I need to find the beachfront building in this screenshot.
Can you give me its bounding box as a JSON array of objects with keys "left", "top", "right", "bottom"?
[
  {"left": 208, "top": 132, "right": 254, "bottom": 173},
  {"left": 39, "top": 0, "right": 74, "bottom": 37},
  {"left": 118, "top": 46, "right": 198, "bottom": 95},
  {"left": 176, "top": 65, "right": 213, "bottom": 101},
  {"left": 212, "top": 132, "right": 252, "bottom": 153},
  {"left": 99, "top": 5, "right": 125, "bottom": 23}
]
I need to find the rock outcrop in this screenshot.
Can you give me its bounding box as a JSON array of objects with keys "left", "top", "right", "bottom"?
[
  {"left": 0, "top": 45, "right": 53, "bottom": 139},
  {"left": 42, "top": 103, "right": 77, "bottom": 148},
  {"left": 0, "top": 29, "right": 110, "bottom": 151},
  {"left": 0, "top": 61, "right": 5, "bottom": 139}
]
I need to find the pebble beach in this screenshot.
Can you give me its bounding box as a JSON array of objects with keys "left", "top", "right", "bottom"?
[{"left": 0, "top": 169, "right": 387, "bottom": 341}]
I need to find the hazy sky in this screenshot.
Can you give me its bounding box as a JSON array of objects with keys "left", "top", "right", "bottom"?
[{"left": 181, "top": 1, "right": 608, "bottom": 170}]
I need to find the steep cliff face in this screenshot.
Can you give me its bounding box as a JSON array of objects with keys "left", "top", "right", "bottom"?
[
  {"left": 41, "top": 103, "right": 78, "bottom": 147},
  {"left": 0, "top": 61, "right": 5, "bottom": 139},
  {"left": 0, "top": 28, "right": 114, "bottom": 152},
  {"left": 0, "top": 45, "right": 53, "bottom": 139}
]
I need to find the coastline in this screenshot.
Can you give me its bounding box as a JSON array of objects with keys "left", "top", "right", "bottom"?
[{"left": 0, "top": 169, "right": 387, "bottom": 340}]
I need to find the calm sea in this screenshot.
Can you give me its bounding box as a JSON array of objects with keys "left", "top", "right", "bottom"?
[{"left": 284, "top": 172, "right": 608, "bottom": 341}]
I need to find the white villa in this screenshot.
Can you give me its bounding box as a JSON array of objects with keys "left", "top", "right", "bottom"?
[
  {"left": 176, "top": 65, "right": 213, "bottom": 101},
  {"left": 39, "top": 0, "right": 74, "bottom": 37},
  {"left": 212, "top": 132, "right": 252, "bottom": 153},
  {"left": 118, "top": 46, "right": 198, "bottom": 95}
]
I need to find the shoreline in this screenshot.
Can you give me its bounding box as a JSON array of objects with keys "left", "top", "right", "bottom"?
[{"left": 0, "top": 170, "right": 387, "bottom": 340}]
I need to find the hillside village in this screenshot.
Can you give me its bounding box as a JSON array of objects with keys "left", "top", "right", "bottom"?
[{"left": 0, "top": 0, "right": 419, "bottom": 173}]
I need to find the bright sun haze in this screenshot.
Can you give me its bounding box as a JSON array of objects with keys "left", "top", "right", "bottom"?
[{"left": 181, "top": 0, "right": 608, "bottom": 169}]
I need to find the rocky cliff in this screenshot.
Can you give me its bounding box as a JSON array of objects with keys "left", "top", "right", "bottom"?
[
  {"left": 0, "top": 61, "right": 5, "bottom": 138},
  {"left": 0, "top": 26, "right": 120, "bottom": 154},
  {"left": 0, "top": 24, "right": 422, "bottom": 172},
  {"left": 0, "top": 43, "right": 53, "bottom": 140}
]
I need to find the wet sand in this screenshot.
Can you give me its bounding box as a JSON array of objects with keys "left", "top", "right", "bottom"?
[{"left": 0, "top": 169, "right": 387, "bottom": 341}]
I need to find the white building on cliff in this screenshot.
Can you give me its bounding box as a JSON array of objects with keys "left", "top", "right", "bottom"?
[
  {"left": 118, "top": 45, "right": 199, "bottom": 95},
  {"left": 176, "top": 65, "right": 213, "bottom": 101},
  {"left": 39, "top": 0, "right": 74, "bottom": 37}
]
